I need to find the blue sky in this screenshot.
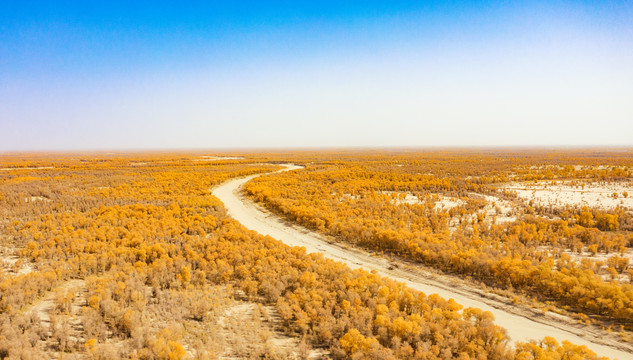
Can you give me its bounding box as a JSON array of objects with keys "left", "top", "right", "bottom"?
[{"left": 1, "top": 1, "right": 632, "bottom": 150}]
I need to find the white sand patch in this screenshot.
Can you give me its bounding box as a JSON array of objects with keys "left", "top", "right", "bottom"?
[
  {"left": 24, "top": 196, "right": 51, "bottom": 203},
  {"left": 193, "top": 156, "right": 246, "bottom": 162},
  {"left": 398, "top": 193, "right": 421, "bottom": 205},
  {"left": 380, "top": 191, "right": 467, "bottom": 209},
  {"left": 0, "top": 247, "right": 34, "bottom": 276},
  {"left": 1, "top": 255, "right": 33, "bottom": 275},
  {"left": 503, "top": 181, "right": 633, "bottom": 210},
  {"left": 521, "top": 165, "right": 628, "bottom": 171},
  {"left": 341, "top": 193, "right": 359, "bottom": 201},
  {"left": 434, "top": 196, "right": 464, "bottom": 210},
  {"left": 565, "top": 249, "right": 633, "bottom": 264}
]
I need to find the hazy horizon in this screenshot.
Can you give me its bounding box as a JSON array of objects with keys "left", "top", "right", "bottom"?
[{"left": 2, "top": 1, "right": 632, "bottom": 151}]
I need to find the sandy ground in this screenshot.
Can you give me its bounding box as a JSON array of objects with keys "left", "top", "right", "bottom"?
[
  {"left": 212, "top": 165, "right": 633, "bottom": 359},
  {"left": 503, "top": 181, "right": 633, "bottom": 210},
  {"left": 217, "top": 301, "right": 324, "bottom": 359},
  {"left": 0, "top": 247, "right": 34, "bottom": 276},
  {"left": 475, "top": 193, "right": 517, "bottom": 224},
  {"left": 193, "top": 156, "right": 246, "bottom": 162},
  {"left": 434, "top": 196, "right": 464, "bottom": 209},
  {"left": 25, "top": 279, "right": 85, "bottom": 324},
  {"left": 24, "top": 196, "right": 51, "bottom": 203}
]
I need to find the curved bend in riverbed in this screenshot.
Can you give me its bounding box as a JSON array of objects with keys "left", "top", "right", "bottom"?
[{"left": 212, "top": 164, "right": 631, "bottom": 359}]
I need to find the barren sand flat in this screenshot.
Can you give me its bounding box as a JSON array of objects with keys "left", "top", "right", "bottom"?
[
  {"left": 24, "top": 196, "right": 50, "bottom": 202},
  {"left": 503, "top": 182, "right": 633, "bottom": 209},
  {"left": 0, "top": 248, "right": 33, "bottom": 276},
  {"left": 193, "top": 156, "right": 246, "bottom": 161},
  {"left": 212, "top": 166, "right": 632, "bottom": 359},
  {"left": 434, "top": 196, "right": 464, "bottom": 209}
]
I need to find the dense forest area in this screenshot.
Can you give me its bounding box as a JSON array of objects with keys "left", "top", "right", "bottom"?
[
  {"left": 0, "top": 152, "right": 618, "bottom": 359},
  {"left": 244, "top": 151, "right": 633, "bottom": 334}
]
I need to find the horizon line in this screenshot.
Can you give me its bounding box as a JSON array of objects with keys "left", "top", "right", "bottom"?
[{"left": 2, "top": 145, "right": 633, "bottom": 156}]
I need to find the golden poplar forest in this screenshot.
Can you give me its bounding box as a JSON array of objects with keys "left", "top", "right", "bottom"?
[{"left": 0, "top": 150, "right": 630, "bottom": 359}]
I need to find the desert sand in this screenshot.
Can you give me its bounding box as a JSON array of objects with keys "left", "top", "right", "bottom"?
[{"left": 503, "top": 181, "right": 633, "bottom": 210}]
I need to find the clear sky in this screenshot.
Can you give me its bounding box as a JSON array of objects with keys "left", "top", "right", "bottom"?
[{"left": 1, "top": 1, "right": 632, "bottom": 151}]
